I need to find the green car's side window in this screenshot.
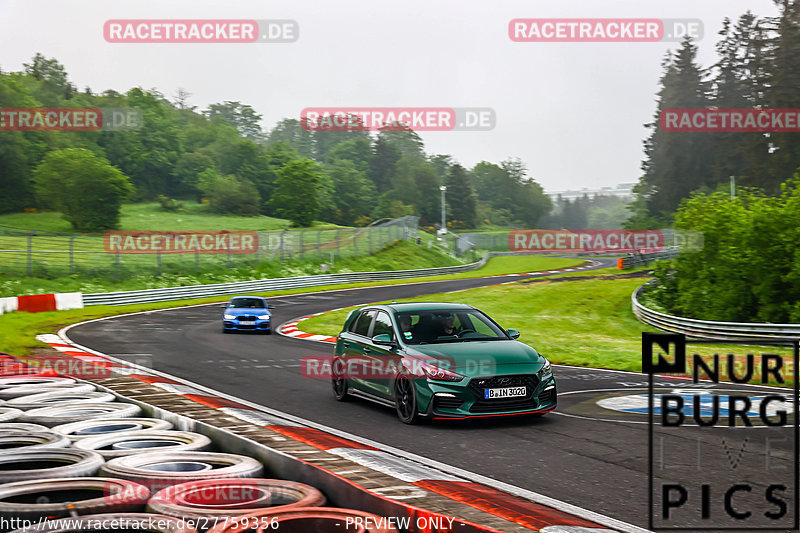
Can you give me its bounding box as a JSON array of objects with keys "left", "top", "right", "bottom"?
[
  {"left": 372, "top": 312, "right": 394, "bottom": 340},
  {"left": 351, "top": 310, "right": 375, "bottom": 337}
]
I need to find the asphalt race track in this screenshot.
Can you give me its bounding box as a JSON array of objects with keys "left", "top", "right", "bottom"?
[{"left": 66, "top": 258, "right": 797, "bottom": 530}]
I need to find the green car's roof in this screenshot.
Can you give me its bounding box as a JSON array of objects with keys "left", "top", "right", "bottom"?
[{"left": 381, "top": 302, "right": 475, "bottom": 312}]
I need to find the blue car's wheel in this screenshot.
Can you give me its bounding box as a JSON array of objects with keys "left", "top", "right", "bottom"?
[{"left": 394, "top": 375, "right": 421, "bottom": 425}]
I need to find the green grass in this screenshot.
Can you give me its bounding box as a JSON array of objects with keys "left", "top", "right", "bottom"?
[
  {"left": 0, "top": 202, "right": 344, "bottom": 233},
  {"left": 299, "top": 273, "right": 794, "bottom": 378},
  {"left": 0, "top": 252, "right": 581, "bottom": 356},
  {"left": 0, "top": 239, "right": 465, "bottom": 297}
]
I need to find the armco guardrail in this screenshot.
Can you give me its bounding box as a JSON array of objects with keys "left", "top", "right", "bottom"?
[
  {"left": 632, "top": 282, "right": 800, "bottom": 342},
  {"left": 82, "top": 253, "right": 510, "bottom": 306}
]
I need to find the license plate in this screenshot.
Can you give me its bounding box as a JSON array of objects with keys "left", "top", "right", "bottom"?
[
  {"left": 484, "top": 386, "right": 527, "bottom": 399},
  {"left": 239, "top": 321, "right": 255, "bottom": 325}
]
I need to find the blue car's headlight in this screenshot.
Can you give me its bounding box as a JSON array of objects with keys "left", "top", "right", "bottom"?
[
  {"left": 223, "top": 314, "right": 236, "bottom": 320},
  {"left": 537, "top": 358, "right": 553, "bottom": 380},
  {"left": 257, "top": 315, "right": 270, "bottom": 320}
]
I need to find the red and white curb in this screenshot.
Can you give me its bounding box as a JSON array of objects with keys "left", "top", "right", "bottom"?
[
  {"left": 26, "top": 328, "right": 647, "bottom": 533},
  {"left": 0, "top": 292, "right": 83, "bottom": 315},
  {"left": 278, "top": 261, "right": 600, "bottom": 344}
]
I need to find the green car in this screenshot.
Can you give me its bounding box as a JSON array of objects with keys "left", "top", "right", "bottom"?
[{"left": 332, "top": 302, "right": 556, "bottom": 424}]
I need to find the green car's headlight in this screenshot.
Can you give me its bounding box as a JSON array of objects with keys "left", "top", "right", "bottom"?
[
  {"left": 537, "top": 358, "right": 553, "bottom": 380},
  {"left": 421, "top": 363, "right": 464, "bottom": 382},
  {"left": 223, "top": 314, "right": 236, "bottom": 320}
]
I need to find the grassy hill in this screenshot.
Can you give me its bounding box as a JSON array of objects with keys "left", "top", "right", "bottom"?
[{"left": 0, "top": 202, "right": 342, "bottom": 233}]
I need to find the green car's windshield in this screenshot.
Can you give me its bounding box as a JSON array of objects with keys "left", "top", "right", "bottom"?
[{"left": 395, "top": 309, "right": 509, "bottom": 344}]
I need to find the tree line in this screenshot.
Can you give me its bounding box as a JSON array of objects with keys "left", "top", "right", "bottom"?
[
  {"left": 0, "top": 54, "right": 551, "bottom": 231},
  {"left": 628, "top": 0, "right": 800, "bottom": 227}
]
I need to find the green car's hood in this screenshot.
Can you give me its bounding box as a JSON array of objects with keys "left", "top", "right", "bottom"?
[{"left": 403, "top": 340, "right": 545, "bottom": 377}]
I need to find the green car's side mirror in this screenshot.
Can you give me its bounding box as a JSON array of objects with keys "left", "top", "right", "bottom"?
[
  {"left": 506, "top": 328, "right": 520, "bottom": 339},
  {"left": 373, "top": 334, "right": 397, "bottom": 347}
]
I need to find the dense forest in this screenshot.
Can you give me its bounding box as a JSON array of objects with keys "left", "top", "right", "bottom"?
[
  {"left": 628, "top": 0, "right": 800, "bottom": 227},
  {"left": 0, "top": 55, "right": 551, "bottom": 231}
]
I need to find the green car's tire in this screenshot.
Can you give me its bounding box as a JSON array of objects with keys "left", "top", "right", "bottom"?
[
  {"left": 332, "top": 377, "right": 348, "bottom": 402},
  {"left": 394, "top": 375, "right": 421, "bottom": 425}
]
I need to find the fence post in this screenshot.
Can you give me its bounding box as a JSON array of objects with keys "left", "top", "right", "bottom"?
[
  {"left": 115, "top": 252, "right": 120, "bottom": 280},
  {"left": 317, "top": 229, "right": 323, "bottom": 260},
  {"left": 69, "top": 234, "right": 76, "bottom": 275},
  {"left": 157, "top": 250, "right": 162, "bottom": 276},
  {"left": 195, "top": 250, "right": 200, "bottom": 270},
  {"left": 300, "top": 229, "right": 305, "bottom": 261},
  {"left": 368, "top": 227, "right": 373, "bottom": 255},
  {"left": 280, "top": 230, "right": 287, "bottom": 262},
  {"left": 26, "top": 233, "right": 33, "bottom": 276},
  {"left": 353, "top": 229, "right": 358, "bottom": 255},
  {"left": 335, "top": 229, "right": 341, "bottom": 259}
]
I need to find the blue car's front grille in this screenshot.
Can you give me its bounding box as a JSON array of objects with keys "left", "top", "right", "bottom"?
[
  {"left": 467, "top": 374, "right": 540, "bottom": 413},
  {"left": 236, "top": 315, "right": 258, "bottom": 321}
]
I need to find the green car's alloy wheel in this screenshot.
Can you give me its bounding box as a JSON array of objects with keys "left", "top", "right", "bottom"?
[{"left": 394, "top": 375, "right": 420, "bottom": 424}]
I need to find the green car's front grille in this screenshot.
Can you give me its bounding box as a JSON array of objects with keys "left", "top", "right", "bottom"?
[{"left": 467, "top": 374, "right": 539, "bottom": 413}]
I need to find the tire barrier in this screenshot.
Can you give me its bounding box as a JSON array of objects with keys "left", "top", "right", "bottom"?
[
  {"left": 0, "top": 449, "right": 104, "bottom": 483},
  {"left": 0, "top": 383, "right": 96, "bottom": 400},
  {"left": 206, "top": 507, "right": 400, "bottom": 533},
  {"left": 19, "top": 403, "right": 142, "bottom": 427},
  {"left": 52, "top": 418, "right": 174, "bottom": 441},
  {"left": 0, "top": 430, "right": 71, "bottom": 451},
  {"left": 8, "top": 513, "right": 199, "bottom": 533},
  {"left": 0, "top": 477, "right": 150, "bottom": 523},
  {"left": 0, "top": 409, "right": 22, "bottom": 423},
  {"left": 99, "top": 452, "right": 264, "bottom": 496},
  {"left": 147, "top": 479, "right": 325, "bottom": 522},
  {"left": 0, "top": 423, "right": 47, "bottom": 432},
  {"left": 0, "top": 377, "right": 76, "bottom": 389},
  {"left": 76, "top": 431, "right": 213, "bottom": 459},
  {"left": 3, "top": 391, "right": 115, "bottom": 411}
]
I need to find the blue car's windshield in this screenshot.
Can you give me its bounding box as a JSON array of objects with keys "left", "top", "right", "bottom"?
[
  {"left": 229, "top": 298, "right": 266, "bottom": 309},
  {"left": 395, "top": 310, "right": 509, "bottom": 344}
]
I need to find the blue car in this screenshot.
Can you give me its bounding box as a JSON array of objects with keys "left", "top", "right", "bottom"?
[{"left": 222, "top": 296, "right": 272, "bottom": 334}]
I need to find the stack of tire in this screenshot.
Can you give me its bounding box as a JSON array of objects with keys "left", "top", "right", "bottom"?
[{"left": 0, "top": 374, "right": 399, "bottom": 532}]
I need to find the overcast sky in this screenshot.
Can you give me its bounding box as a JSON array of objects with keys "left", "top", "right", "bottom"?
[{"left": 0, "top": 0, "right": 780, "bottom": 192}]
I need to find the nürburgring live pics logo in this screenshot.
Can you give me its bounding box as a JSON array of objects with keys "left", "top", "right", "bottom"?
[{"left": 643, "top": 332, "right": 799, "bottom": 530}]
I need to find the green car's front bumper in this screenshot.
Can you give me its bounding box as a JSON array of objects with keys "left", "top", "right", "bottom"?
[{"left": 415, "top": 373, "right": 557, "bottom": 420}]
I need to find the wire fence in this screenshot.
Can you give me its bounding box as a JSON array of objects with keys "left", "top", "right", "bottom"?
[{"left": 0, "top": 216, "right": 419, "bottom": 280}]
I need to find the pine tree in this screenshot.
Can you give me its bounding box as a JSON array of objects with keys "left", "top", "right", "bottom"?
[
  {"left": 640, "top": 38, "right": 712, "bottom": 220},
  {"left": 445, "top": 164, "right": 478, "bottom": 228}
]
